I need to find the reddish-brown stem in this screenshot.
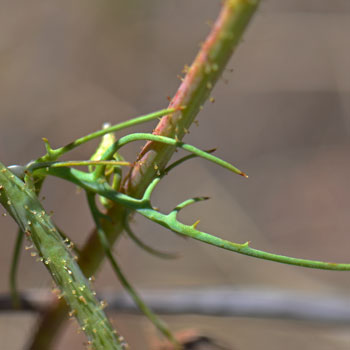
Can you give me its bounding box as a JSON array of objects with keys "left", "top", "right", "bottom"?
[{"left": 124, "top": 0, "right": 259, "bottom": 198}]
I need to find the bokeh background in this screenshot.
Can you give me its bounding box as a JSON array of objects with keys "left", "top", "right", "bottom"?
[{"left": 1, "top": 0, "right": 350, "bottom": 349}]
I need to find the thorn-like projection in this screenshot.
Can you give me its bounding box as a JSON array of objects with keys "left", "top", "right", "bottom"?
[
  {"left": 182, "top": 64, "right": 190, "bottom": 74},
  {"left": 242, "top": 241, "right": 251, "bottom": 248},
  {"left": 79, "top": 296, "right": 87, "bottom": 304},
  {"left": 100, "top": 300, "right": 108, "bottom": 310},
  {"left": 153, "top": 163, "right": 161, "bottom": 176},
  {"left": 42, "top": 137, "right": 55, "bottom": 156},
  {"left": 177, "top": 74, "right": 184, "bottom": 82},
  {"left": 192, "top": 220, "right": 200, "bottom": 229}
]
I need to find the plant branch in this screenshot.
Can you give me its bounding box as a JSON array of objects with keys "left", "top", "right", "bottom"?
[
  {"left": 124, "top": 0, "right": 259, "bottom": 198},
  {"left": 0, "top": 163, "right": 125, "bottom": 350},
  {"left": 35, "top": 166, "right": 350, "bottom": 271},
  {"left": 123, "top": 218, "right": 178, "bottom": 259},
  {"left": 87, "top": 192, "right": 179, "bottom": 347},
  {"left": 28, "top": 1, "right": 260, "bottom": 348},
  {"left": 9, "top": 228, "right": 25, "bottom": 308},
  {"left": 38, "top": 108, "right": 176, "bottom": 162}
]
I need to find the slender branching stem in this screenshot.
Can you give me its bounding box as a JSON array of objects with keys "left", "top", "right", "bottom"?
[
  {"left": 123, "top": 218, "right": 178, "bottom": 259},
  {"left": 27, "top": 1, "right": 260, "bottom": 348},
  {"left": 87, "top": 193, "right": 180, "bottom": 347},
  {"left": 38, "top": 108, "right": 176, "bottom": 162},
  {"left": 39, "top": 166, "right": 350, "bottom": 271},
  {"left": 9, "top": 228, "right": 25, "bottom": 308}
]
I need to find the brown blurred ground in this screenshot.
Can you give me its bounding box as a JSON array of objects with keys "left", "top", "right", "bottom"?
[{"left": 1, "top": 0, "right": 350, "bottom": 349}]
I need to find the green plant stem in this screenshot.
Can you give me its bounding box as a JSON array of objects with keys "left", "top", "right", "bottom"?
[
  {"left": 10, "top": 219, "right": 80, "bottom": 311},
  {"left": 40, "top": 167, "right": 350, "bottom": 271},
  {"left": 27, "top": 160, "right": 132, "bottom": 174},
  {"left": 10, "top": 228, "right": 25, "bottom": 308},
  {"left": 39, "top": 108, "right": 176, "bottom": 162},
  {"left": 87, "top": 193, "right": 180, "bottom": 346},
  {"left": 17, "top": 148, "right": 204, "bottom": 311},
  {"left": 26, "top": 109, "right": 174, "bottom": 349},
  {"left": 29, "top": 202, "right": 127, "bottom": 350},
  {"left": 0, "top": 163, "right": 125, "bottom": 350},
  {"left": 138, "top": 207, "right": 350, "bottom": 271},
  {"left": 92, "top": 133, "right": 246, "bottom": 180},
  {"left": 29, "top": 1, "right": 260, "bottom": 348},
  {"left": 123, "top": 218, "right": 178, "bottom": 259}
]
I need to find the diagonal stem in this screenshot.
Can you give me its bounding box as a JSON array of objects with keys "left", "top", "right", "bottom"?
[{"left": 124, "top": 0, "right": 259, "bottom": 198}]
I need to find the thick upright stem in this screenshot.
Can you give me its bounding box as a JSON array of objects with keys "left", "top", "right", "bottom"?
[
  {"left": 28, "top": 204, "right": 126, "bottom": 350},
  {"left": 0, "top": 163, "right": 125, "bottom": 350},
  {"left": 124, "top": 0, "right": 259, "bottom": 197}
]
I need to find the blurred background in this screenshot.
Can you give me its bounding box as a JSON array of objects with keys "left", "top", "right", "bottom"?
[{"left": 1, "top": 0, "right": 350, "bottom": 349}]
